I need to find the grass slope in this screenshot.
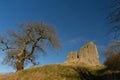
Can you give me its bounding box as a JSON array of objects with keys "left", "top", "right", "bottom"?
[
  {"left": 0, "top": 64, "right": 80, "bottom": 80},
  {"left": 0, "top": 63, "right": 119, "bottom": 80}
]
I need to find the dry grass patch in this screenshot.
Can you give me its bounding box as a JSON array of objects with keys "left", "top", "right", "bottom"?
[{"left": 0, "top": 64, "right": 80, "bottom": 80}]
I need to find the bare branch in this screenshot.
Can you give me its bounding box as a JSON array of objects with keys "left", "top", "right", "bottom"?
[{"left": 1, "top": 22, "right": 61, "bottom": 71}]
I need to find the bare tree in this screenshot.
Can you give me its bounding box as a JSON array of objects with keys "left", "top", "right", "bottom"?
[
  {"left": 104, "top": 0, "right": 120, "bottom": 54},
  {"left": 104, "top": 0, "right": 120, "bottom": 69},
  {"left": 107, "top": 0, "right": 120, "bottom": 38},
  {"left": 0, "top": 22, "right": 61, "bottom": 71}
]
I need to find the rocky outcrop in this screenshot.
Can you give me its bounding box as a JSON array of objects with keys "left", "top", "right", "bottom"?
[{"left": 66, "top": 41, "right": 100, "bottom": 65}]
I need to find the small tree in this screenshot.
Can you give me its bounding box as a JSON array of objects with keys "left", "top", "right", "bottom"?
[
  {"left": 0, "top": 22, "right": 61, "bottom": 71},
  {"left": 104, "top": 52, "right": 120, "bottom": 70},
  {"left": 104, "top": 0, "right": 120, "bottom": 70},
  {"left": 103, "top": 41, "right": 120, "bottom": 70}
]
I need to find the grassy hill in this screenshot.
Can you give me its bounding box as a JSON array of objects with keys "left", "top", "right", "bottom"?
[{"left": 0, "top": 63, "right": 120, "bottom": 80}]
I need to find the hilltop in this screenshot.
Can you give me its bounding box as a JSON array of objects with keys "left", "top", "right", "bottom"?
[{"left": 0, "top": 63, "right": 120, "bottom": 80}]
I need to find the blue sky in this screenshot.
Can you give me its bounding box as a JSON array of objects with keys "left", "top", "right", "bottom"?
[{"left": 0, "top": 0, "right": 113, "bottom": 73}]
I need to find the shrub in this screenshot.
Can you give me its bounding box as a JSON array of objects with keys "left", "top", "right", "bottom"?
[{"left": 104, "top": 52, "right": 120, "bottom": 70}]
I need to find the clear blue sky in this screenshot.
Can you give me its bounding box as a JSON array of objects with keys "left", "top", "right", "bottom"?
[{"left": 0, "top": 0, "right": 112, "bottom": 73}]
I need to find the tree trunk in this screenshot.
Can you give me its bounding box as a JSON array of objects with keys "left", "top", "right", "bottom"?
[
  {"left": 15, "top": 59, "right": 24, "bottom": 72},
  {"left": 15, "top": 44, "right": 26, "bottom": 72}
]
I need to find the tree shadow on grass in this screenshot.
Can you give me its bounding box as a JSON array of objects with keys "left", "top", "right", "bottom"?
[
  {"left": 72, "top": 67, "right": 120, "bottom": 80},
  {"left": 72, "top": 67, "right": 95, "bottom": 80}
]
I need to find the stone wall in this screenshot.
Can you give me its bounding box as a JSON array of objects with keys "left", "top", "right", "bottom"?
[{"left": 66, "top": 41, "right": 100, "bottom": 65}]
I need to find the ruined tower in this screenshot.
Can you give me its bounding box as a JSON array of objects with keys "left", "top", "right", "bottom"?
[{"left": 66, "top": 42, "right": 100, "bottom": 65}]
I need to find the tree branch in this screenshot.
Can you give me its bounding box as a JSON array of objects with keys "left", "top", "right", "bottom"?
[
  {"left": 0, "top": 40, "right": 16, "bottom": 51},
  {"left": 24, "top": 37, "right": 42, "bottom": 59}
]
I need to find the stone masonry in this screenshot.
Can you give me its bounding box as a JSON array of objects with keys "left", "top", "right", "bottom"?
[{"left": 66, "top": 41, "right": 100, "bottom": 65}]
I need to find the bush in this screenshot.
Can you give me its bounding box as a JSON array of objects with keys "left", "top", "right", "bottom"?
[{"left": 104, "top": 52, "right": 120, "bottom": 70}]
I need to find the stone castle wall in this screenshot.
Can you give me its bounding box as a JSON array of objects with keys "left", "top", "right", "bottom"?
[{"left": 66, "top": 42, "right": 100, "bottom": 65}]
